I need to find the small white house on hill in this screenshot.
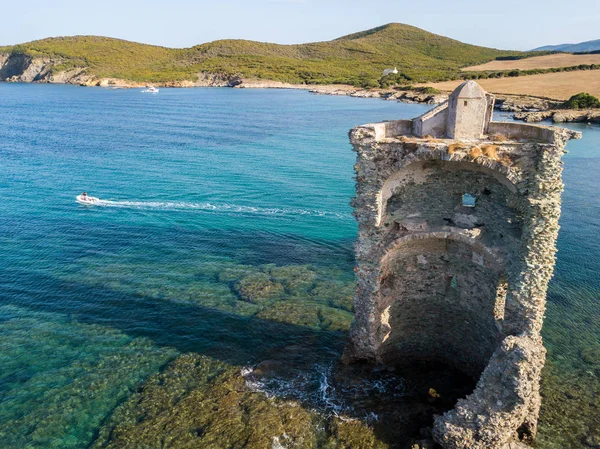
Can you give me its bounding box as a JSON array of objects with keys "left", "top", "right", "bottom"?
[{"left": 382, "top": 67, "right": 398, "bottom": 76}]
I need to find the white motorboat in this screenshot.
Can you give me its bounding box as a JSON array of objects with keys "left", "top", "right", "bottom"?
[
  {"left": 76, "top": 194, "right": 100, "bottom": 204},
  {"left": 141, "top": 86, "right": 159, "bottom": 93}
]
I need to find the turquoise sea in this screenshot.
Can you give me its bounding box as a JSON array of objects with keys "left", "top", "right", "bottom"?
[{"left": 0, "top": 83, "right": 598, "bottom": 448}]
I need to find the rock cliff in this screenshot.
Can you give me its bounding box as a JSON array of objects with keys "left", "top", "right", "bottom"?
[
  {"left": 0, "top": 53, "right": 242, "bottom": 87},
  {"left": 0, "top": 53, "right": 93, "bottom": 84}
]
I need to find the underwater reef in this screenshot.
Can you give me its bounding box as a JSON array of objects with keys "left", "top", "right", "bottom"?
[{"left": 90, "top": 353, "right": 389, "bottom": 449}]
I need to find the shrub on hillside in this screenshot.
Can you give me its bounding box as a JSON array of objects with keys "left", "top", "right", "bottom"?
[
  {"left": 9, "top": 45, "right": 28, "bottom": 56},
  {"left": 417, "top": 87, "right": 441, "bottom": 95},
  {"left": 562, "top": 92, "right": 600, "bottom": 109},
  {"left": 379, "top": 72, "right": 413, "bottom": 88}
]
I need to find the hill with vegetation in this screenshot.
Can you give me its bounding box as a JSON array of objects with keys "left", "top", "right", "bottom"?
[{"left": 0, "top": 23, "right": 535, "bottom": 87}]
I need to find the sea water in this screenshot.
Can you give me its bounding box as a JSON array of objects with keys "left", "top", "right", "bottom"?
[{"left": 0, "top": 83, "right": 597, "bottom": 448}]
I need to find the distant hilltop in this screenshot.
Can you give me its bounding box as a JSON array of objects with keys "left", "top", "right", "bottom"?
[
  {"left": 0, "top": 23, "right": 534, "bottom": 88},
  {"left": 532, "top": 38, "right": 600, "bottom": 53}
]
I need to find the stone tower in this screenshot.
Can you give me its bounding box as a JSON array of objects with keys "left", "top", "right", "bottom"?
[{"left": 348, "top": 81, "right": 581, "bottom": 449}]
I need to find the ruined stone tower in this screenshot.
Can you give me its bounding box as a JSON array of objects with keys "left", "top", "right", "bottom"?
[{"left": 348, "top": 81, "right": 581, "bottom": 448}]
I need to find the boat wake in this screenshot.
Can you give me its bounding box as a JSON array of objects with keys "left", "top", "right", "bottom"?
[{"left": 77, "top": 198, "right": 350, "bottom": 219}]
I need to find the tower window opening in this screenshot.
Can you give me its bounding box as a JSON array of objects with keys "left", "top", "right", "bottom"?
[
  {"left": 464, "top": 100, "right": 468, "bottom": 106},
  {"left": 462, "top": 193, "right": 476, "bottom": 208}
]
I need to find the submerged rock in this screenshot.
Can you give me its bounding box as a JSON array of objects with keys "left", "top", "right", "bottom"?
[
  {"left": 0, "top": 306, "right": 178, "bottom": 449},
  {"left": 234, "top": 272, "right": 285, "bottom": 304},
  {"left": 269, "top": 265, "right": 317, "bottom": 293},
  {"left": 91, "top": 353, "right": 316, "bottom": 448},
  {"left": 255, "top": 300, "right": 352, "bottom": 331},
  {"left": 91, "top": 353, "right": 390, "bottom": 449}
]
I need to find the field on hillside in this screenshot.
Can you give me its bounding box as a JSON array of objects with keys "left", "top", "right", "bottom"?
[
  {"left": 462, "top": 53, "right": 600, "bottom": 71},
  {"left": 421, "top": 70, "right": 600, "bottom": 100}
]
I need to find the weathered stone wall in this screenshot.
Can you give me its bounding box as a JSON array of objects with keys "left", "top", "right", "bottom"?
[
  {"left": 347, "top": 82, "right": 581, "bottom": 448},
  {"left": 413, "top": 103, "right": 448, "bottom": 137},
  {"left": 383, "top": 120, "right": 413, "bottom": 138},
  {"left": 488, "top": 122, "right": 556, "bottom": 144}
]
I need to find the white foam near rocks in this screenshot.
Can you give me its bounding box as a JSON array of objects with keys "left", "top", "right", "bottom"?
[{"left": 241, "top": 363, "right": 405, "bottom": 423}]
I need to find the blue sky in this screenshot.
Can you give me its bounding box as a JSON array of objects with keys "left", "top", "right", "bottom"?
[{"left": 3, "top": 0, "right": 599, "bottom": 50}]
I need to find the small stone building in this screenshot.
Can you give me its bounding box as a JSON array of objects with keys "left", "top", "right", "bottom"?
[{"left": 347, "top": 81, "right": 581, "bottom": 448}]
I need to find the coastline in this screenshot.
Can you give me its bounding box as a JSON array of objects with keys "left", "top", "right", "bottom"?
[
  {"left": 2, "top": 73, "right": 599, "bottom": 122},
  {"left": 0, "top": 55, "right": 561, "bottom": 113},
  {"left": 239, "top": 81, "right": 600, "bottom": 122},
  {"left": 78, "top": 77, "right": 574, "bottom": 114}
]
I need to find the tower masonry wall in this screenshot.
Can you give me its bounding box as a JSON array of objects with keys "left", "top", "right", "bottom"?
[{"left": 347, "top": 81, "right": 581, "bottom": 449}]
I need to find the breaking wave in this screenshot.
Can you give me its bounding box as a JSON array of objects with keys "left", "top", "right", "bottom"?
[{"left": 241, "top": 364, "right": 407, "bottom": 422}]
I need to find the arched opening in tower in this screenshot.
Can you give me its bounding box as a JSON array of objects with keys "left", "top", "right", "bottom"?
[{"left": 377, "top": 236, "right": 507, "bottom": 378}]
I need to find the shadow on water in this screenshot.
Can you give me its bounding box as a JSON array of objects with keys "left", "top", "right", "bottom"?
[
  {"left": 1, "top": 272, "right": 347, "bottom": 367},
  {"left": 1, "top": 219, "right": 358, "bottom": 364}
]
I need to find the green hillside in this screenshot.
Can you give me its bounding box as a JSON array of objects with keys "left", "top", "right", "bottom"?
[{"left": 0, "top": 23, "right": 529, "bottom": 87}]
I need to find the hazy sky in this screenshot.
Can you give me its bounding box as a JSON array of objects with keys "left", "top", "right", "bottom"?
[{"left": 3, "top": 0, "right": 599, "bottom": 50}]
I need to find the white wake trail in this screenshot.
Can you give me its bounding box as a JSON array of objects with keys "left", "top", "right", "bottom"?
[{"left": 84, "top": 199, "right": 350, "bottom": 219}]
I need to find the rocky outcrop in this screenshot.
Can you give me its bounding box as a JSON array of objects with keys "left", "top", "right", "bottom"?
[
  {"left": 0, "top": 53, "right": 94, "bottom": 85},
  {"left": 494, "top": 95, "right": 561, "bottom": 113},
  {"left": 305, "top": 85, "right": 448, "bottom": 104},
  {"left": 0, "top": 53, "right": 44, "bottom": 81},
  {"left": 0, "top": 53, "right": 243, "bottom": 88},
  {"left": 90, "top": 353, "right": 390, "bottom": 449},
  {"left": 49, "top": 67, "right": 93, "bottom": 84},
  {"left": 514, "top": 108, "right": 600, "bottom": 124},
  {"left": 194, "top": 72, "right": 242, "bottom": 87}
]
